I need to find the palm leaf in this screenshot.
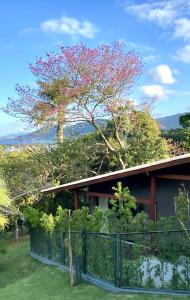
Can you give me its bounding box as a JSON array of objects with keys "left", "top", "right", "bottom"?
[
  {"left": 0, "top": 179, "right": 11, "bottom": 231},
  {"left": 0, "top": 179, "right": 11, "bottom": 207},
  {"left": 0, "top": 213, "right": 9, "bottom": 230}
]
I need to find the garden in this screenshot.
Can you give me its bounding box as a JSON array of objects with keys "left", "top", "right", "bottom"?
[
  {"left": 2, "top": 238, "right": 190, "bottom": 300},
  {"left": 27, "top": 185, "right": 190, "bottom": 295},
  {"left": 1, "top": 41, "right": 190, "bottom": 299}
]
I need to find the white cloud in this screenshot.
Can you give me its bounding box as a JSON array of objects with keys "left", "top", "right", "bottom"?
[
  {"left": 125, "top": 1, "right": 177, "bottom": 27},
  {"left": 141, "top": 85, "right": 175, "bottom": 100},
  {"left": 173, "top": 44, "right": 190, "bottom": 63},
  {"left": 149, "top": 64, "right": 176, "bottom": 85},
  {"left": 172, "top": 18, "right": 190, "bottom": 63},
  {"left": 141, "top": 85, "right": 166, "bottom": 99},
  {"left": 174, "top": 18, "right": 190, "bottom": 41},
  {"left": 41, "top": 16, "right": 98, "bottom": 39},
  {"left": 124, "top": 1, "right": 190, "bottom": 64}
]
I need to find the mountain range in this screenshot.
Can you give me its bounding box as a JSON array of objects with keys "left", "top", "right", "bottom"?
[{"left": 0, "top": 113, "right": 184, "bottom": 145}]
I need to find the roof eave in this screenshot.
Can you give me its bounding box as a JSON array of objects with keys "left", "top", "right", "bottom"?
[{"left": 41, "top": 154, "right": 190, "bottom": 194}]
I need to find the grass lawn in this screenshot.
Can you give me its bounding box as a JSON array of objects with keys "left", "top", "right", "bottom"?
[{"left": 0, "top": 238, "right": 190, "bottom": 300}]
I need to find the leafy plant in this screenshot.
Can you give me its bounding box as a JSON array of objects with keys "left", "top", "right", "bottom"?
[
  {"left": 110, "top": 182, "right": 136, "bottom": 232},
  {"left": 40, "top": 213, "right": 55, "bottom": 233},
  {"left": 87, "top": 207, "right": 105, "bottom": 232},
  {"left": 24, "top": 207, "right": 41, "bottom": 228},
  {"left": 174, "top": 185, "right": 190, "bottom": 241},
  {"left": 0, "top": 179, "right": 11, "bottom": 230},
  {"left": 71, "top": 207, "right": 89, "bottom": 232},
  {"left": 128, "top": 211, "right": 154, "bottom": 232},
  {"left": 54, "top": 206, "right": 69, "bottom": 232}
]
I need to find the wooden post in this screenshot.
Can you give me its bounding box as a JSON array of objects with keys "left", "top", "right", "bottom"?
[
  {"left": 74, "top": 191, "right": 79, "bottom": 209},
  {"left": 150, "top": 175, "right": 157, "bottom": 221}
]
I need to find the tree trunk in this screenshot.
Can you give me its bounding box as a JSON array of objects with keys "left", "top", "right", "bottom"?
[
  {"left": 14, "top": 219, "right": 19, "bottom": 241},
  {"left": 56, "top": 121, "right": 64, "bottom": 143},
  {"left": 90, "top": 117, "right": 126, "bottom": 169},
  {"left": 68, "top": 210, "right": 74, "bottom": 287}
]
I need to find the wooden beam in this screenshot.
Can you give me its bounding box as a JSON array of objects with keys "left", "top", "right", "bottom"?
[
  {"left": 138, "top": 198, "right": 151, "bottom": 205},
  {"left": 150, "top": 175, "right": 157, "bottom": 221},
  {"left": 156, "top": 174, "right": 190, "bottom": 181},
  {"left": 79, "top": 191, "right": 115, "bottom": 199},
  {"left": 79, "top": 190, "right": 151, "bottom": 205},
  {"left": 74, "top": 191, "right": 79, "bottom": 209}
]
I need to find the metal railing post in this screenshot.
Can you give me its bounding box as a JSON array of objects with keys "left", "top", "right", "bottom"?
[
  {"left": 60, "top": 232, "right": 65, "bottom": 265},
  {"left": 48, "top": 232, "right": 52, "bottom": 260},
  {"left": 115, "top": 233, "right": 122, "bottom": 287},
  {"left": 82, "top": 231, "right": 87, "bottom": 274},
  {"left": 29, "top": 227, "right": 32, "bottom": 252}
]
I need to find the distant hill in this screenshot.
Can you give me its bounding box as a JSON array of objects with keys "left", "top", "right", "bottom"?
[
  {"left": 0, "top": 119, "right": 106, "bottom": 145},
  {"left": 0, "top": 113, "right": 186, "bottom": 145},
  {"left": 157, "top": 113, "right": 183, "bottom": 130}
]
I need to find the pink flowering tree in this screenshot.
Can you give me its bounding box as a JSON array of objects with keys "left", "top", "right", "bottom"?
[{"left": 3, "top": 42, "right": 143, "bottom": 166}]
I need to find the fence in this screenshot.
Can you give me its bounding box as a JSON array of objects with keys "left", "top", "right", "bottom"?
[
  {"left": 30, "top": 228, "right": 190, "bottom": 294},
  {"left": 0, "top": 227, "right": 28, "bottom": 240}
]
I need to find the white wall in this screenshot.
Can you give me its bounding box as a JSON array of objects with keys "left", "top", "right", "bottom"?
[{"left": 98, "top": 198, "right": 108, "bottom": 209}]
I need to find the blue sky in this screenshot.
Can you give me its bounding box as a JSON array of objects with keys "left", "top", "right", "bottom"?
[{"left": 1, "top": 0, "right": 190, "bottom": 135}]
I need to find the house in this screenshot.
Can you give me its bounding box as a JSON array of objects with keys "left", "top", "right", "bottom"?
[{"left": 41, "top": 153, "right": 190, "bottom": 221}]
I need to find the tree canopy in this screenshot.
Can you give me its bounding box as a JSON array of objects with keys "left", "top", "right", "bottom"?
[
  {"left": 180, "top": 113, "right": 190, "bottom": 129},
  {"left": 3, "top": 42, "right": 143, "bottom": 148},
  {"left": 164, "top": 113, "right": 190, "bottom": 152},
  {"left": 0, "top": 41, "right": 179, "bottom": 221},
  {"left": 0, "top": 179, "right": 11, "bottom": 230}
]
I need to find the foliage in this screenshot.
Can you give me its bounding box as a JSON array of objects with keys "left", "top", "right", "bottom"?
[
  {"left": 23, "top": 207, "right": 41, "bottom": 228},
  {"left": 3, "top": 42, "right": 170, "bottom": 169},
  {"left": 0, "top": 135, "right": 103, "bottom": 211},
  {"left": 40, "top": 213, "right": 55, "bottom": 233},
  {"left": 164, "top": 128, "right": 190, "bottom": 152},
  {"left": 35, "top": 114, "right": 170, "bottom": 180},
  {"left": 87, "top": 207, "right": 106, "bottom": 232},
  {"left": 71, "top": 207, "right": 89, "bottom": 231},
  {"left": 0, "top": 43, "right": 176, "bottom": 228},
  {"left": 156, "top": 215, "right": 181, "bottom": 231},
  {"left": 30, "top": 226, "right": 190, "bottom": 292},
  {"left": 0, "top": 179, "right": 10, "bottom": 207},
  {"left": 25, "top": 183, "right": 190, "bottom": 292},
  {"left": 0, "top": 179, "right": 11, "bottom": 231},
  {"left": 174, "top": 186, "right": 190, "bottom": 241},
  {"left": 48, "top": 134, "right": 102, "bottom": 182},
  {"left": 163, "top": 113, "right": 190, "bottom": 152},
  {"left": 175, "top": 186, "right": 190, "bottom": 223},
  {"left": 107, "top": 182, "right": 137, "bottom": 232},
  {"left": 0, "top": 178, "right": 12, "bottom": 254},
  {"left": 24, "top": 183, "right": 147, "bottom": 234},
  {"left": 126, "top": 111, "right": 169, "bottom": 165},
  {"left": 0, "top": 146, "right": 57, "bottom": 201},
  {"left": 105, "top": 110, "right": 169, "bottom": 169},
  {"left": 3, "top": 240, "right": 189, "bottom": 300},
  {"left": 0, "top": 215, "right": 9, "bottom": 231},
  {"left": 128, "top": 211, "right": 154, "bottom": 232},
  {"left": 3, "top": 42, "right": 143, "bottom": 144},
  {"left": 0, "top": 115, "right": 171, "bottom": 213},
  {"left": 54, "top": 206, "right": 69, "bottom": 232},
  {"left": 112, "top": 182, "right": 136, "bottom": 211},
  {"left": 180, "top": 113, "right": 190, "bottom": 128},
  {"left": 29, "top": 205, "right": 107, "bottom": 234}
]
